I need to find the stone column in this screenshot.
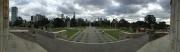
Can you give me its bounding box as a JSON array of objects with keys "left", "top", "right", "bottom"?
[
  {"left": 0, "top": 0, "right": 9, "bottom": 52},
  {"left": 171, "top": 0, "right": 180, "bottom": 52},
  {"left": 0, "top": 0, "right": 3, "bottom": 51}
]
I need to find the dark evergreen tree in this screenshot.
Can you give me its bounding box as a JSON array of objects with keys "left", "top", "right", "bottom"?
[
  {"left": 13, "top": 17, "right": 23, "bottom": 26},
  {"left": 111, "top": 19, "right": 118, "bottom": 28},
  {"left": 70, "top": 17, "right": 77, "bottom": 27},
  {"left": 156, "top": 22, "right": 167, "bottom": 29},
  {"left": 77, "top": 18, "right": 84, "bottom": 26},
  {"left": 144, "top": 15, "right": 156, "bottom": 29},
  {"left": 52, "top": 18, "right": 65, "bottom": 27},
  {"left": 103, "top": 19, "right": 111, "bottom": 27},
  {"left": 118, "top": 19, "right": 130, "bottom": 28}
]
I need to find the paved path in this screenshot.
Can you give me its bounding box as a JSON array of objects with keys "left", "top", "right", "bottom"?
[{"left": 72, "top": 27, "right": 114, "bottom": 43}]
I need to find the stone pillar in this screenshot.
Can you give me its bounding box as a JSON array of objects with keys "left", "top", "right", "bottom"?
[
  {"left": 0, "top": 0, "right": 3, "bottom": 51},
  {"left": 0, "top": 0, "right": 9, "bottom": 52},
  {"left": 171, "top": 0, "right": 180, "bottom": 52}
]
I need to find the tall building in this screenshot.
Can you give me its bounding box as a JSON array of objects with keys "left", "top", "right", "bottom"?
[
  {"left": 73, "top": 11, "right": 75, "bottom": 18},
  {"left": 61, "top": 14, "right": 65, "bottom": 22},
  {"left": 31, "top": 14, "right": 46, "bottom": 22},
  {"left": 61, "top": 14, "right": 64, "bottom": 18},
  {"left": 11, "top": 7, "right": 18, "bottom": 23}
]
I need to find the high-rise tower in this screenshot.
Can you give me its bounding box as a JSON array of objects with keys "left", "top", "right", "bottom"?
[
  {"left": 11, "top": 7, "right": 18, "bottom": 23},
  {"left": 73, "top": 11, "right": 75, "bottom": 18}
]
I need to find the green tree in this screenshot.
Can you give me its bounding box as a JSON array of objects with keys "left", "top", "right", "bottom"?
[
  {"left": 70, "top": 17, "right": 77, "bottom": 27},
  {"left": 144, "top": 15, "right": 156, "bottom": 29},
  {"left": 52, "top": 18, "right": 65, "bottom": 27},
  {"left": 77, "top": 18, "right": 84, "bottom": 26},
  {"left": 118, "top": 19, "right": 130, "bottom": 28},
  {"left": 13, "top": 17, "right": 23, "bottom": 26},
  {"left": 156, "top": 22, "right": 167, "bottom": 29},
  {"left": 111, "top": 18, "right": 118, "bottom": 28}
]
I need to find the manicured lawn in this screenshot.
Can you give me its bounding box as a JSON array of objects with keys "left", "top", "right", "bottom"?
[
  {"left": 100, "top": 27, "right": 134, "bottom": 39},
  {"left": 101, "top": 29, "right": 122, "bottom": 39},
  {"left": 64, "top": 28, "right": 80, "bottom": 38},
  {"left": 50, "top": 27, "right": 82, "bottom": 38}
]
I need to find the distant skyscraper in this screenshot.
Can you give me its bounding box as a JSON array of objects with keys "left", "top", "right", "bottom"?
[
  {"left": 73, "top": 11, "right": 75, "bottom": 18},
  {"left": 61, "top": 14, "right": 64, "bottom": 18},
  {"left": 11, "top": 7, "right": 18, "bottom": 23},
  {"left": 61, "top": 14, "right": 65, "bottom": 22}
]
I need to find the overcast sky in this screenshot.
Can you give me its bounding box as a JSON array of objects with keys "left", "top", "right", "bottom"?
[{"left": 9, "top": 0, "right": 170, "bottom": 24}]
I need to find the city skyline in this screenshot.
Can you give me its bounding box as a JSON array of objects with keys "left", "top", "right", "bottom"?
[{"left": 9, "top": 0, "right": 170, "bottom": 24}]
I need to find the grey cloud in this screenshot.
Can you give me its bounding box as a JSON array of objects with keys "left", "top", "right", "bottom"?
[
  {"left": 115, "top": 0, "right": 157, "bottom": 5},
  {"left": 37, "top": 0, "right": 48, "bottom": 7},
  {"left": 104, "top": 0, "right": 157, "bottom": 16},
  {"left": 57, "top": 6, "right": 74, "bottom": 14},
  {"left": 13, "top": 0, "right": 31, "bottom": 5},
  {"left": 10, "top": 0, "right": 170, "bottom": 22},
  {"left": 145, "top": 10, "right": 170, "bottom": 19},
  {"left": 110, "top": 0, "right": 157, "bottom": 15},
  {"left": 57, "top": 4, "right": 82, "bottom": 15},
  {"left": 74, "top": 0, "right": 111, "bottom": 8},
  {"left": 24, "top": 7, "right": 49, "bottom": 16},
  {"left": 105, "top": 5, "right": 142, "bottom": 15},
  {"left": 105, "top": 0, "right": 170, "bottom": 19},
  {"left": 158, "top": 0, "right": 170, "bottom": 13},
  {"left": 33, "top": 8, "right": 47, "bottom": 15},
  {"left": 20, "top": 12, "right": 31, "bottom": 17}
]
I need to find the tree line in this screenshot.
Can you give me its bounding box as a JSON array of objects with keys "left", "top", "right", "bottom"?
[
  {"left": 92, "top": 15, "right": 169, "bottom": 31},
  {"left": 11, "top": 15, "right": 169, "bottom": 31}
]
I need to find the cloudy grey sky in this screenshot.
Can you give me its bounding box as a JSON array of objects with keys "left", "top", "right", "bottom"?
[{"left": 9, "top": 0, "right": 170, "bottom": 24}]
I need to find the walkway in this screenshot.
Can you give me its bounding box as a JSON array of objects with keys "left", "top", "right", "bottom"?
[{"left": 72, "top": 27, "right": 114, "bottom": 43}]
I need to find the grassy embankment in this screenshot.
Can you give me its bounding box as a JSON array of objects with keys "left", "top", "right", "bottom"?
[
  {"left": 50, "top": 27, "right": 84, "bottom": 38},
  {"left": 99, "top": 27, "right": 134, "bottom": 39}
]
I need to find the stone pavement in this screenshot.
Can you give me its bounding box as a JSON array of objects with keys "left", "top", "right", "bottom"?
[
  {"left": 137, "top": 35, "right": 171, "bottom": 52},
  {"left": 72, "top": 27, "right": 114, "bottom": 43},
  {"left": 7, "top": 33, "right": 47, "bottom": 52}
]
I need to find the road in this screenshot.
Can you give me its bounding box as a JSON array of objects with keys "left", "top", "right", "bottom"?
[{"left": 72, "top": 27, "right": 114, "bottom": 43}]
